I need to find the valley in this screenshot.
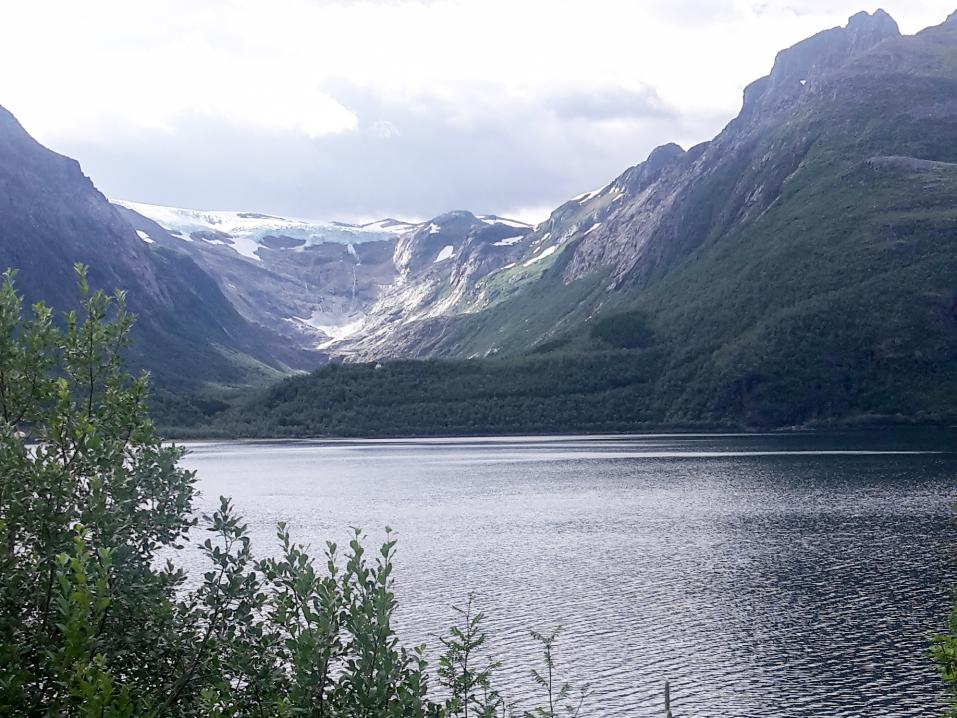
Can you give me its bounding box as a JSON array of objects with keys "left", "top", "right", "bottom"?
[
  {"left": 3, "top": 5, "right": 957, "bottom": 717},
  {"left": 1, "top": 9, "right": 956, "bottom": 434}
]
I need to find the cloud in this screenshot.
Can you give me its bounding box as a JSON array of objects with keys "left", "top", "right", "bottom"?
[
  {"left": 546, "top": 86, "right": 673, "bottom": 122},
  {"left": 1, "top": 0, "right": 954, "bottom": 221},
  {"left": 368, "top": 120, "right": 401, "bottom": 139}
]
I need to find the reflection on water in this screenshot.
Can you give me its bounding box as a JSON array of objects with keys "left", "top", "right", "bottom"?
[{"left": 178, "top": 431, "right": 957, "bottom": 718}]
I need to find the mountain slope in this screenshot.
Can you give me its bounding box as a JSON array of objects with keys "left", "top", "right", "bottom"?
[
  {"left": 0, "top": 105, "right": 318, "bottom": 392},
  {"left": 196, "top": 9, "right": 957, "bottom": 434}
]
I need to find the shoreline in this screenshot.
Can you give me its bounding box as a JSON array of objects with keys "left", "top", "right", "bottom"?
[{"left": 158, "top": 421, "right": 957, "bottom": 443}]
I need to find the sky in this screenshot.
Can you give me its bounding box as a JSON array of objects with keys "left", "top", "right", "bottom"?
[{"left": 1, "top": 1, "right": 954, "bottom": 223}]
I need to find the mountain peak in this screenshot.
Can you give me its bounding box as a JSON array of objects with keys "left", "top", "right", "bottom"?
[
  {"left": 0, "top": 104, "right": 42, "bottom": 147},
  {"left": 771, "top": 9, "right": 901, "bottom": 80},
  {"left": 740, "top": 9, "right": 901, "bottom": 120},
  {"left": 645, "top": 143, "right": 685, "bottom": 171},
  {"left": 845, "top": 9, "right": 900, "bottom": 51}
]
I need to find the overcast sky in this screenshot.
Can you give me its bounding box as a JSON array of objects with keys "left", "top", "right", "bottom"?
[{"left": 1, "top": 1, "right": 953, "bottom": 223}]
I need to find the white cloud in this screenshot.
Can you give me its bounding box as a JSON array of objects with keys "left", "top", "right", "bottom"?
[
  {"left": 0, "top": 0, "right": 953, "bottom": 219},
  {"left": 0, "top": 0, "right": 359, "bottom": 140},
  {"left": 369, "top": 119, "right": 401, "bottom": 139}
]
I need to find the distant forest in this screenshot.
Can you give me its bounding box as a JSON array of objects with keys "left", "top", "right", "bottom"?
[{"left": 155, "top": 333, "right": 956, "bottom": 439}]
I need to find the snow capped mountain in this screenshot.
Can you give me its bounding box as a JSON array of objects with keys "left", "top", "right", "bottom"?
[
  {"left": 330, "top": 211, "right": 537, "bottom": 358},
  {"left": 113, "top": 200, "right": 419, "bottom": 261},
  {"left": 114, "top": 200, "right": 535, "bottom": 357}
]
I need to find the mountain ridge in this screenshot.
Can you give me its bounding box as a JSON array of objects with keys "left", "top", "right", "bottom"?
[
  {"left": 116, "top": 199, "right": 534, "bottom": 353},
  {"left": 337, "top": 9, "right": 957, "bottom": 360}
]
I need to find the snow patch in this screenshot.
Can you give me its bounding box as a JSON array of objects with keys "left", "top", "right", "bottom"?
[
  {"left": 584, "top": 222, "right": 602, "bottom": 236},
  {"left": 112, "top": 199, "right": 410, "bottom": 263},
  {"left": 523, "top": 245, "right": 558, "bottom": 267},
  {"left": 135, "top": 230, "right": 154, "bottom": 244},
  {"left": 294, "top": 309, "right": 367, "bottom": 349},
  {"left": 481, "top": 216, "right": 530, "bottom": 229},
  {"left": 573, "top": 183, "right": 610, "bottom": 204},
  {"left": 434, "top": 245, "right": 455, "bottom": 263},
  {"left": 493, "top": 235, "right": 524, "bottom": 247}
]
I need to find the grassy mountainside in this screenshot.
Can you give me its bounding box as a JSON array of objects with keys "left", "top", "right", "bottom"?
[
  {"left": 630, "top": 159, "right": 957, "bottom": 426},
  {"left": 602, "top": 21, "right": 957, "bottom": 426}
]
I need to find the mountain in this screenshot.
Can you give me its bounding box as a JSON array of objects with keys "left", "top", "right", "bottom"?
[
  {"left": 0, "top": 100, "right": 534, "bottom": 408},
  {"left": 113, "top": 201, "right": 413, "bottom": 350},
  {"left": 194, "top": 9, "right": 957, "bottom": 435},
  {"left": 343, "top": 8, "right": 953, "bottom": 359},
  {"left": 4, "top": 9, "right": 956, "bottom": 434},
  {"left": 335, "top": 211, "right": 534, "bottom": 357},
  {"left": 117, "top": 201, "right": 531, "bottom": 352},
  {"left": 0, "top": 105, "right": 319, "bottom": 396}
]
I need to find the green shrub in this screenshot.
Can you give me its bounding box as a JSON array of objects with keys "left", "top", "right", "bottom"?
[{"left": 0, "top": 266, "right": 584, "bottom": 717}]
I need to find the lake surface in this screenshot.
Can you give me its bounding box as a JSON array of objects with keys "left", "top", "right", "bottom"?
[{"left": 179, "top": 431, "right": 957, "bottom": 718}]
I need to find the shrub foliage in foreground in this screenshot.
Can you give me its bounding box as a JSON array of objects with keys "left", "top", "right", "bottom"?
[{"left": 0, "top": 267, "right": 586, "bottom": 717}]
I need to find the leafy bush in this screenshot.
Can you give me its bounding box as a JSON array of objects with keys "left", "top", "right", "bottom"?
[
  {"left": 0, "top": 265, "right": 586, "bottom": 716},
  {"left": 933, "top": 607, "right": 957, "bottom": 718}
]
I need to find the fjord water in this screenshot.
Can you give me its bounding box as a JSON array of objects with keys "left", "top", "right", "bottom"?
[{"left": 180, "top": 432, "right": 957, "bottom": 718}]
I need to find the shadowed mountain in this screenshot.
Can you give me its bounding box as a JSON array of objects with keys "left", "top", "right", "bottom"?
[{"left": 0, "top": 105, "right": 320, "bottom": 391}]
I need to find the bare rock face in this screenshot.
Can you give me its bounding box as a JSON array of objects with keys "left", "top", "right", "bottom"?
[{"left": 748, "top": 10, "right": 899, "bottom": 114}]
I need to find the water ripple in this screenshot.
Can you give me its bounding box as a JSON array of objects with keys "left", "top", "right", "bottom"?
[{"left": 176, "top": 432, "right": 957, "bottom": 718}]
